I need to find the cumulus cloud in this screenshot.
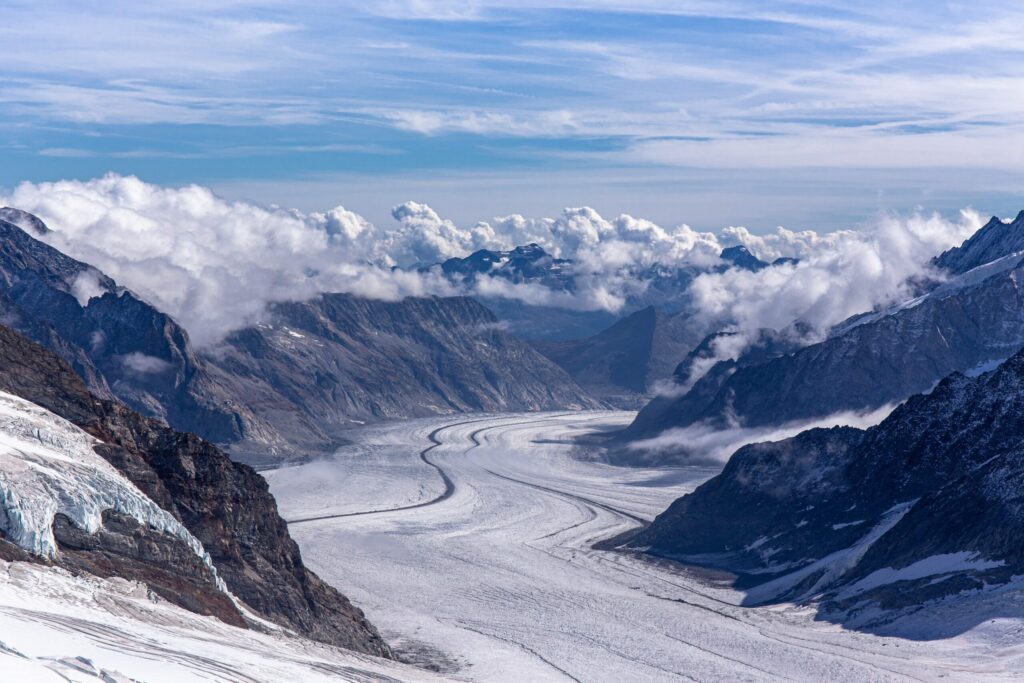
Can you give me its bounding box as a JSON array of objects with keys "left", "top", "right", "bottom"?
[
  {"left": 2, "top": 175, "right": 464, "bottom": 345},
  {"left": 0, "top": 174, "right": 733, "bottom": 344},
  {"left": 1, "top": 174, "right": 983, "bottom": 356},
  {"left": 681, "top": 209, "right": 983, "bottom": 379}
]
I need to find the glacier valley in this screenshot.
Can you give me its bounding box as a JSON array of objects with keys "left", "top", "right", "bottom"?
[{"left": 265, "top": 412, "right": 1024, "bottom": 682}]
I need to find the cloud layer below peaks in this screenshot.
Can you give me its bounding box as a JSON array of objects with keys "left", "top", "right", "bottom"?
[{"left": 2, "top": 174, "right": 981, "bottom": 348}]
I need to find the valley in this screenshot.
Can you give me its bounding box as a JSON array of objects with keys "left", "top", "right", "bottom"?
[{"left": 266, "top": 413, "right": 1019, "bottom": 682}]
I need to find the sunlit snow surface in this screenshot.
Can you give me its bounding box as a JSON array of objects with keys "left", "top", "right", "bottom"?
[
  {"left": 0, "top": 559, "right": 446, "bottom": 682},
  {"left": 267, "top": 412, "right": 1024, "bottom": 682}
]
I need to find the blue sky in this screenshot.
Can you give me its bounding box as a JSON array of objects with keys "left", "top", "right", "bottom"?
[{"left": 3, "top": 1, "right": 1024, "bottom": 230}]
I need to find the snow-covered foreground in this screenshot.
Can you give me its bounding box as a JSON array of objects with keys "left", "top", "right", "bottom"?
[
  {"left": 0, "top": 390, "right": 440, "bottom": 682},
  {"left": 0, "top": 558, "right": 447, "bottom": 682},
  {"left": 267, "top": 411, "right": 1024, "bottom": 682}
]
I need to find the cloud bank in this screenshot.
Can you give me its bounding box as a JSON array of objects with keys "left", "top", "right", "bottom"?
[
  {"left": 683, "top": 210, "right": 982, "bottom": 375},
  {"left": 628, "top": 404, "right": 898, "bottom": 464},
  {"left": 2, "top": 174, "right": 982, "bottom": 352}
]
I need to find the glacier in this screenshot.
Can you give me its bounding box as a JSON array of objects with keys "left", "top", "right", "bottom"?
[{"left": 0, "top": 390, "right": 219, "bottom": 586}]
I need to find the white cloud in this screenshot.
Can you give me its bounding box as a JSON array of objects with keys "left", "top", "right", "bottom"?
[
  {"left": 2, "top": 175, "right": 460, "bottom": 345},
  {"left": 1, "top": 174, "right": 985, "bottom": 357},
  {"left": 628, "top": 404, "right": 897, "bottom": 463},
  {"left": 119, "top": 352, "right": 174, "bottom": 374},
  {"left": 70, "top": 270, "right": 108, "bottom": 306},
  {"left": 675, "top": 209, "right": 983, "bottom": 384},
  {"left": 382, "top": 109, "right": 578, "bottom": 137}
]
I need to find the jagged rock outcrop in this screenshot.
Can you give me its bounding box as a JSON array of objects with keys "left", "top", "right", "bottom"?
[
  {"left": 719, "top": 245, "right": 768, "bottom": 271},
  {"left": 934, "top": 210, "right": 1024, "bottom": 275},
  {"left": 51, "top": 510, "right": 246, "bottom": 627},
  {"left": 631, "top": 347, "right": 1024, "bottom": 626},
  {"left": 203, "top": 293, "right": 602, "bottom": 463},
  {"left": 0, "top": 323, "right": 390, "bottom": 656}
]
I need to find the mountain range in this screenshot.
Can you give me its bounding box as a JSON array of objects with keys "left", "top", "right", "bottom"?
[
  {"left": 433, "top": 240, "right": 791, "bottom": 342},
  {"left": 202, "top": 293, "right": 600, "bottom": 464},
  {"left": 5, "top": 199, "right": 1024, "bottom": 670},
  {"left": 0, "top": 208, "right": 598, "bottom": 464},
  {"left": 624, "top": 214, "right": 1024, "bottom": 447}
]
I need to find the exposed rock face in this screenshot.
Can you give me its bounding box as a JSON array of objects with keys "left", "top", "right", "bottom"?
[
  {"left": 533, "top": 306, "right": 707, "bottom": 407},
  {"left": 0, "top": 209, "right": 601, "bottom": 460},
  {"left": 625, "top": 253, "right": 1024, "bottom": 443},
  {"left": 0, "top": 323, "right": 390, "bottom": 656},
  {"left": 439, "top": 243, "right": 575, "bottom": 290},
  {"left": 632, "top": 347, "right": 1024, "bottom": 626},
  {"left": 0, "top": 211, "right": 260, "bottom": 446},
  {"left": 934, "top": 210, "right": 1024, "bottom": 274},
  {"left": 203, "top": 293, "right": 602, "bottom": 463},
  {"left": 52, "top": 510, "right": 245, "bottom": 627}
]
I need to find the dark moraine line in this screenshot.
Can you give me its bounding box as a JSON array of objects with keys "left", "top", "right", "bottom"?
[
  {"left": 481, "top": 467, "right": 648, "bottom": 525},
  {"left": 285, "top": 417, "right": 494, "bottom": 525},
  {"left": 287, "top": 413, "right": 582, "bottom": 525},
  {"left": 465, "top": 417, "right": 648, "bottom": 525}
]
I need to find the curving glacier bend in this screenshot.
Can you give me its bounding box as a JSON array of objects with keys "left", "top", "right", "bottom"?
[{"left": 266, "top": 412, "right": 1024, "bottom": 682}]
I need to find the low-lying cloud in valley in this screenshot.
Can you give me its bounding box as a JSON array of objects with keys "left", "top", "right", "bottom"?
[
  {"left": 2, "top": 174, "right": 982, "bottom": 353},
  {"left": 627, "top": 404, "right": 899, "bottom": 464}
]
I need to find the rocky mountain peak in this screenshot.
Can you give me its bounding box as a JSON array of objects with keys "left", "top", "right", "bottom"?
[
  {"left": 720, "top": 244, "right": 769, "bottom": 271},
  {"left": 0, "top": 207, "right": 49, "bottom": 235},
  {"left": 934, "top": 208, "right": 1024, "bottom": 275},
  {"left": 631, "top": 341, "right": 1024, "bottom": 628}
]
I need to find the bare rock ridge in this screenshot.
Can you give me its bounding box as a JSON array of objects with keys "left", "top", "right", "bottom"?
[
  {"left": 625, "top": 215, "right": 1024, "bottom": 445},
  {"left": 202, "top": 292, "right": 602, "bottom": 464},
  {"left": 631, "top": 345, "right": 1024, "bottom": 629},
  {"left": 0, "top": 323, "right": 390, "bottom": 656},
  {"left": 934, "top": 210, "right": 1024, "bottom": 274}
]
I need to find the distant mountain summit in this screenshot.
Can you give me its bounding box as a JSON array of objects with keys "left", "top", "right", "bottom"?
[
  {"left": 934, "top": 210, "right": 1024, "bottom": 274},
  {"left": 439, "top": 243, "right": 577, "bottom": 291},
  {"left": 435, "top": 241, "right": 793, "bottom": 343},
  {"left": 719, "top": 244, "right": 768, "bottom": 271}
]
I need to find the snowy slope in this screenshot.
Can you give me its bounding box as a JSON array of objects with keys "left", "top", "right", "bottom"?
[
  {"left": 0, "top": 390, "right": 214, "bottom": 571},
  {"left": 267, "top": 412, "right": 1020, "bottom": 681},
  {"left": 0, "top": 558, "right": 448, "bottom": 682}
]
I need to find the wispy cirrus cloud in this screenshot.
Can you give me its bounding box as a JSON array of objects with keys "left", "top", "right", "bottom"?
[{"left": 5, "top": 1, "right": 1024, "bottom": 228}]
